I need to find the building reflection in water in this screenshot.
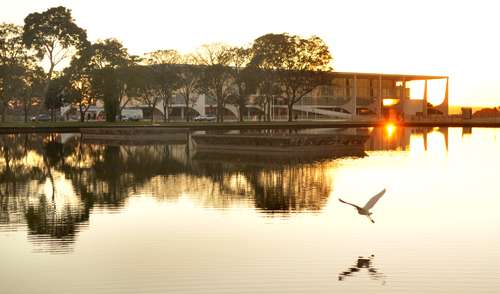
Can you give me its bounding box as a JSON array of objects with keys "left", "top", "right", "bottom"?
[
  {"left": 339, "top": 254, "right": 386, "bottom": 284},
  {"left": 0, "top": 127, "right": 450, "bottom": 252},
  {"left": 365, "top": 125, "right": 449, "bottom": 152}
]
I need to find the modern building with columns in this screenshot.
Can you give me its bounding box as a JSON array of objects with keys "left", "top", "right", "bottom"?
[
  {"left": 70, "top": 71, "right": 449, "bottom": 121},
  {"left": 166, "top": 71, "right": 450, "bottom": 121}
]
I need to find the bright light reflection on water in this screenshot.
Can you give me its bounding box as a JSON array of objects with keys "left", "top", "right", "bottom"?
[{"left": 1, "top": 127, "right": 500, "bottom": 293}]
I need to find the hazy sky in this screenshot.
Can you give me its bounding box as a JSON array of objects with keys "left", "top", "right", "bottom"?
[{"left": 2, "top": 0, "right": 500, "bottom": 106}]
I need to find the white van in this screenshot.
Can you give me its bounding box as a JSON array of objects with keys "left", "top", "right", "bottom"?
[{"left": 121, "top": 108, "right": 143, "bottom": 121}]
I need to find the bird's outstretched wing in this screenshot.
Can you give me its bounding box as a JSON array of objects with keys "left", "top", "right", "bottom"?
[
  {"left": 363, "top": 189, "right": 386, "bottom": 211},
  {"left": 339, "top": 198, "right": 362, "bottom": 210}
]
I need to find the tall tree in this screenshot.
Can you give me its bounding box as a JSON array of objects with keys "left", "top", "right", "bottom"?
[
  {"left": 44, "top": 74, "right": 65, "bottom": 121},
  {"left": 0, "top": 23, "right": 43, "bottom": 123},
  {"left": 83, "top": 39, "right": 133, "bottom": 122},
  {"left": 63, "top": 70, "right": 94, "bottom": 122},
  {"left": 143, "top": 50, "right": 181, "bottom": 122},
  {"left": 22, "top": 6, "right": 87, "bottom": 90},
  {"left": 0, "top": 23, "right": 25, "bottom": 122},
  {"left": 197, "top": 43, "right": 234, "bottom": 123},
  {"left": 251, "top": 33, "right": 333, "bottom": 121},
  {"left": 227, "top": 47, "right": 257, "bottom": 122},
  {"left": 254, "top": 69, "right": 281, "bottom": 122},
  {"left": 130, "top": 65, "right": 160, "bottom": 122},
  {"left": 16, "top": 63, "right": 46, "bottom": 122},
  {"left": 176, "top": 55, "right": 201, "bottom": 122}
]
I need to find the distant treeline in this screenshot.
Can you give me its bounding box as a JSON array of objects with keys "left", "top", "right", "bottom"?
[{"left": 0, "top": 6, "right": 334, "bottom": 123}]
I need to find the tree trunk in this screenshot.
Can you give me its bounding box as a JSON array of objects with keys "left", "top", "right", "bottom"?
[
  {"left": 163, "top": 101, "right": 168, "bottom": 122},
  {"left": 24, "top": 100, "right": 29, "bottom": 123},
  {"left": 1, "top": 103, "right": 6, "bottom": 123},
  {"left": 217, "top": 100, "right": 224, "bottom": 123},
  {"left": 288, "top": 103, "right": 293, "bottom": 122},
  {"left": 266, "top": 101, "right": 271, "bottom": 122},
  {"left": 239, "top": 107, "right": 244, "bottom": 122},
  {"left": 151, "top": 104, "right": 155, "bottom": 123}
]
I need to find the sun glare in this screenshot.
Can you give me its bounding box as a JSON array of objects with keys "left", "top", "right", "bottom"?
[
  {"left": 385, "top": 123, "right": 396, "bottom": 139},
  {"left": 383, "top": 98, "right": 399, "bottom": 106}
]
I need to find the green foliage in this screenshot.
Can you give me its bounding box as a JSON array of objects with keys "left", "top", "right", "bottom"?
[
  {"left": 78, "top": 39, "right": 133, "bottom": 122},
  {"left": 144, "top": 51, "right": 182, "bottom": 113},
  {"left": 43, "top": 76, "right": 66, "bottom": 121},
  {"left": 3, "top": 5, "right": 339, "bottom": 124},
  {"left": 176, "top": 59, "right": 203, "bottom": 122},
  {"left": 251, "top": 33, "right": 333, "bottom": 121},
  {"left": 227, "top": 47, "right": 257, "bottom": 121},
  {"left": 1, "top": 23, "right": 45, "bottom": 122},
  {"left": 197, "top": 43, "right": 235, "bottom": 122},
  {"left": 22, "top": 6, "right": 88, "bottom": 78},
  {"left": 128, "top": 65, "right": 159, "bottom": 121}
]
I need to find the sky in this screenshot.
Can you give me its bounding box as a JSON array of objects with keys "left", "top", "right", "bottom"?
[{"left": 2, "top": 0, "right": 500, "bottom": 106}]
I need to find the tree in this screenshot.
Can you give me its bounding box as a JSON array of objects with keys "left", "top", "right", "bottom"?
[
  {"left": 17, "top": 63, "right": 45, "bottom": 122},
  {"left": 64, "top": 71, "right": 94, "bottom": 122},
  {"left": 227, "top": 47, "right": 257, "bottom": 122},
  {"left": 253, "top": 69, "right": 281, "bottom": 121},
  {"left": 251, "top": 33, "right": 333, "bottom": 121},
  {"left": 176, "top": 55, "right": 202, "bottom": 122},
  {"left": 143, "top": 50, "right": 181, "bottom": 122},
  {"left": 83, "top": 39, "right": 133, "bottom": 122},
  {"left": 130, "top": 65, "right": 160, "bottom": 122},
  {"left": 197, "top": 43, "right": 234, "bottom": 123},
  {"left": 0, "top": 23, "right": 44, "bottom": 123},
  {"left": 44, "top": 75, "right": 65, "bottom": 121},
  {"left": 22, "top": 6, "right": 87, "bottom": 87}
]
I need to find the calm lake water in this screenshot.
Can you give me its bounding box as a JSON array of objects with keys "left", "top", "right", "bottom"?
[{"left": 1, "top": 127, "right": 500, "bottom": 293}]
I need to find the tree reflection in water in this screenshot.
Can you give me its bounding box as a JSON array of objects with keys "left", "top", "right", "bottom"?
[{"left": 0, "top": 132, "right": 349, "bottom": 251}]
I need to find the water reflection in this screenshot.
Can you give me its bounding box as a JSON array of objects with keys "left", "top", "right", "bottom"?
[
  {"left": 365, "top": 126, "right": 449, "bottom": 151},
  {"left": 339, "top": 255, "right": 386, "bottom": 284},
  {"left": 3, "top": 127, "right": 500, "bottom": 294},
  {"left": 0, "top": 132, "right": 344, "bottom": 250},
  {"left": 0, "top": 127, "right": 453, "bottom": 252}
]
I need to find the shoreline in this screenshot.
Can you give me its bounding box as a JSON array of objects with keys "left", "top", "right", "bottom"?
[{"left": 1, "top": 120, "right": 500, "bottom": 134}]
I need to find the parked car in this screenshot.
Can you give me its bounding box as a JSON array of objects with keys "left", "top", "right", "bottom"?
[
  {"left": 121, "top": 114, "right": 141, "bottom": 121},
  {"left": 193, "top": 115, "right": 216, "bottom": 122},
  {"left": 31, "top": 114, "right": 51, "bottom": 122}
]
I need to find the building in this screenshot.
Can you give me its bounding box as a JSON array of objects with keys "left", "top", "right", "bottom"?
[
  {"left": 163, "top": 72, "right": 449, "bottom": 121},
  {"left": 62, "top": 71, "right": 449, "bottom": 121}
]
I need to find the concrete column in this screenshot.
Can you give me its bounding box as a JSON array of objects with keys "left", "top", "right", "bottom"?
[
  {"left": 378, "top": 75, "right": 383, "bottom": 119},
  {"left": 423, "top": 80, "right": 428, "bottom": 116},
  {"left": 435, "top": 77, "right": 449, "bottom": 116},
  {"left": 199, "top": 94, "right": 206, "bottom": 116},
  {"left": 444, "top": 78, "right": 449, "bottom": 115},
  {"left": 400, "top": 79, "right": 406, "bottom": 121},
  {"left": 353, "top": 75, "right": 357, "bottom": 118}
]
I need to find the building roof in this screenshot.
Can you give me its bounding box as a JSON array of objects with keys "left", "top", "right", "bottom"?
[{"left": 332, "top": 71, "right": 448, "bottom": 80}]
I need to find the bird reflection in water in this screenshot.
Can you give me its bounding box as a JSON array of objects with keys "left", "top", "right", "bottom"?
[
  {"left": 338, "top": 255, "right": 386, "bottom": 284},
  {"left": 338, "top": 189, "right": 386, "bottom": 223}
]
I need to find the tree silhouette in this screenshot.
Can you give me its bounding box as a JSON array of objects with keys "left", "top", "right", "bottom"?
[
  {"left": 22, "top": 6, "right": 88, "bottom": 94},
  {"left": 251, "top": 33, "right": 333, "bottom": 121},
  {"left": 197, "top": 43, "right": 235, "bottom": 122}
]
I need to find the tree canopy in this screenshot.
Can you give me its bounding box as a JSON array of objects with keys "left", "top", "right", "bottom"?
[
  {"left": 251, "top": 33, "right": 333, "bottom": 121},
  {"left": 22, "top": 6, "right": 88, "bottom": 81},
  {"left": 1, "top": 5, "right": 338, "bottom": 124}
]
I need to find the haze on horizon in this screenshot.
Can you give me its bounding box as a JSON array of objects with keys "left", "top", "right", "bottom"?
[{"left": 2, "top": 0, "right": 499, "bottom": 107}]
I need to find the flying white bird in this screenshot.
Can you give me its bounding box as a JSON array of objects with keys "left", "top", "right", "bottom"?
[{"left": 338, "top": 189, "right": 386, "bottom": 223}]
